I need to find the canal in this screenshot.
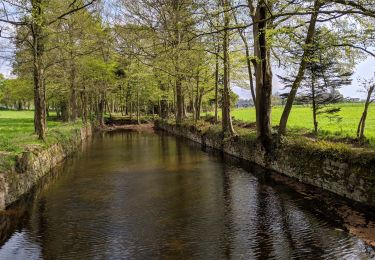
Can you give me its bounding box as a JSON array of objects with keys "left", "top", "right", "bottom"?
[{"left": 0, "top": 130, "right": 373, "bottom": 259}]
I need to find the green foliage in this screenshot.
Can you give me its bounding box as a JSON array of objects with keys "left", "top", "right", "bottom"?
[{"left": 0, "top": 78, "right": 33, "bottom": 109}]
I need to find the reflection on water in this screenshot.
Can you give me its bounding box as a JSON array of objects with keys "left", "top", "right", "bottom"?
[{"left": 0, "top": 130, "right": 373, "bottom": 259}]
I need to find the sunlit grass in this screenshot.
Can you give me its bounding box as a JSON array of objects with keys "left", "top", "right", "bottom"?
[
  {"left": 207, "top": 103, "right": 375, "bottom": 143},
  {"left": 0, "top": 110, "right": 83, "bottom": 170}
]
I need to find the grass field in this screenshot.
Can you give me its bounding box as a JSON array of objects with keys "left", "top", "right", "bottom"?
[
  {"left": 1, "top": 103, "right": 374, "bottom": 157},
  {"left": 208, "top": 103, "right": 375, "bottom": 143},
  {"left": 0, "top": 110, "right": 82, "bottom": 158}
]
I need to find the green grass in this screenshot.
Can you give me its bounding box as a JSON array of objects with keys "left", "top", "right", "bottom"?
[
  {"left": 0, "top": 110, "right": 84, "bottom": 171},
  {"left": 207, "top": 103, "right": 375, "bottom": 143}
]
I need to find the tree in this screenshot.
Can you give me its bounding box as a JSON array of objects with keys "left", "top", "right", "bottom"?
[
  {"left": 232, "top": 3, "right": 256, "bottom": 106},
  {"left": 279, "top": 28, "right": 353, "bottom": 134},
  {"left": 221, "top": 0, "right": 235, "bottom": 136},
  {"left": 247, "top": 0, "right": 274, "bottom": 149},
  {"left": 0, "top": 0, "right": 97, "bottom": 139},
  {"left": 116, "top": 0, "right": 200, "bottom": 124},
  {"left": 0, "top": 78, "right": 33, "bottom": 110},
  {"left": 278, "top": 0, "right": 375, "bottom": 137},
  {"left": 357, "top": 75, "right": 375, "bottom": 142}
]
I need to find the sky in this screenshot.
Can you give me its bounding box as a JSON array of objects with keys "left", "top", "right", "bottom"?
[{"left": 0, "top": 63, "right": 11, "bottom": 78}]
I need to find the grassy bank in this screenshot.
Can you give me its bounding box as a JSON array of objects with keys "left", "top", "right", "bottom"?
[
  {"left": 208, "top": 103, "right": 375, "bottom": 144},
  {"left": 0, "top": 110, "right": 84, "bottom": 171}
]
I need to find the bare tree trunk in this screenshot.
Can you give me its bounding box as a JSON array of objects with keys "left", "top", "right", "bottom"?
[
  {"left": 160, "top": 87, "right": 169, "bottom": 119},
  {"left": 214, "top": 44, "right": 220, "bottom": 123},
  {"left": 182, "top": 94, "right": 187, "bottom": 119},
  {"left": 221, "top": 0, "right": 235, "bottom": 136},
  {"left": 61, "top": 101, "right": 69, "bottom": 121},
  {"left": 196, "top": 88, "right": 204, "bottom": 121},
  {"left": 69, "top": 57, "right": 78, "bottom": 121},
  {"left": 252, "top": 1, "right": 273, "bottom": 148},
  {"left": 173, "top": 1, "right": 184, "bottom": 125},
  {"left": 31, "top": 0, "right": 47, "bottom": 140},
  {"left": 278, "top": 0, "right": 322, "bottom": 136},
  {"left": 136, "top": 87, "right": 140, "bottom": 124},
  {"left": 357, "top": 86, "right": 374, "bottom": 141},
  {"left": 233, "top": 10, "right": 256, "bottom": 105},
  {"left": 311, "top": 76, "right": 318, "bottom": 134},
  {"left": 130, "top": 101, "right": 133, "bottom": 120},
  {"left": 194, "top": 72, "right": 199, "bottom": 123},
  {"left": 98, "top": 91, "right": 105, "bottom": 127},
  {"left": 80, "top": 87, "right": 87, "bottom": 124},
  {"left": 191, "top": 80, "right": 196, "bottom": 122},
  {"left": 175, "top": 79, "right": 183, "bottom": 123}
]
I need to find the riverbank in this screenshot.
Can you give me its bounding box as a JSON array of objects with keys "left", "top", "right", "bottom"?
[
  {"left": 103, "top": 122, "right": 155, "bottom": 133},
  {"left": 155, "top": 119, "right": 375, "bottom": 209},
  {"left": 0, "top": 121, "right": 92, "bottom": 210}
]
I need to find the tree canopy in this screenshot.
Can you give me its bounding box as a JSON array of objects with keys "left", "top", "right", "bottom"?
[{"left": 1, "top": 0, "right": 375, "bottom": 146}]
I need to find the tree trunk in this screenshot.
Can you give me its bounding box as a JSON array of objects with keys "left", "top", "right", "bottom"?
[
  {"left": 191, "top": 81, "right": 196, "bottom": 122},
  {"left": 221, "top": 0, "right": 235, "bottom": 136},
  {"left": 160, "top": 87, "right": 169, "bottom": 119},
  {"left": 130, "top": 101, "right": 133, "bottom": 120},
  {"left": 182, "top": 94, "right": 187, "bottom": 119},
  {"left": 136, "top": 87, "right": 140, "bottom": 124},
  {"left": 311, "top": 76, "right": 318, "bottom": 134},
  {"left": 69, "top": 69, "right": 78, "bottom": 121},
  {"left": 214, "top": 44, "right": 220, "bottom": 123},
  {"left": 357, "top": 86, "right": 374, "bottom": 141},
  {"left": 98, "top": 91, "right": 105, "bottom": 127},
  {"left": 196, "top": 88, "right": 204, "bottom": 121},
  {"left": 175, "top": 79, "right": 183, "bottom": 124},
  {"left": 69, "top": 31, "right": 78, "bottom": 122},
  {"left": 245, "top": 45, "right": 256, "bottom": 106},
  {"left": 80, "top": 87, "right": 87, "bottom": 124},
  {"left": 32, "top": 0, "right": 47, "bottom": 140},
  {"left": 278, "top": 0, "right": 322, "bottom": 136},
  {"left": 173, "top": 1, "right": 184, "bottom": 125},
  {"left": 61, "top": 101, "right": 69, "bottom": 121},
  {"left": 194, "top": 72, "right": 199, "bottom": 123},
  {"left": 253, "top": 1, "right": 273, "bottom": 149},
  {"left": 233, "top": 10, "right": 256, "bottom": 105}
]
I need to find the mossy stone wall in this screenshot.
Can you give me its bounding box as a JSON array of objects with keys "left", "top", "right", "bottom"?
[{"left": 0, "top": 125, "right": 92, "bottom": 209}]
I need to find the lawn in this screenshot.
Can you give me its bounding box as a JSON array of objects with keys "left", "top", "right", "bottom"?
[
  {"left": 0, "top": 110, "right": 83, "bottom": 160},
  {"left": 211, "top": 103, "right": 375, "bottom": 143}
]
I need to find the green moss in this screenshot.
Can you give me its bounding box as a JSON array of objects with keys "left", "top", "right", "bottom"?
[{"left": 158, "top": 118, "right": 375, "bottom": 167}]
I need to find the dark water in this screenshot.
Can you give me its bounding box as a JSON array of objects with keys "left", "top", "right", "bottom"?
[{"left": 0, "top": 130, "right": 373, "bottom": 259}]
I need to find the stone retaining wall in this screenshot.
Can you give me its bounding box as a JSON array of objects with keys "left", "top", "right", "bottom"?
[{"left": 0, "top": 125, "right": 92, "bottom": 209}]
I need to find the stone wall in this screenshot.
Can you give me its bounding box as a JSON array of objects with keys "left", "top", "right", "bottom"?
[
  {"left": 0, "top": 125, "right": 92, "bottom": 209},
  {"left": 156, "top": 120, "right": 375, "bottom": 208}
]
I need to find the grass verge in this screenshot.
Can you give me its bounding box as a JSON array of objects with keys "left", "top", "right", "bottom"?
[{"left": 0, "top": 110, "right": 84, "bottom": 172}]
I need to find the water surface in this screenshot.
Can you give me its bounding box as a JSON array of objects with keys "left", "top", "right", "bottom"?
[{"left": 0, "top": 130, "right": 373, "bottom": 259}]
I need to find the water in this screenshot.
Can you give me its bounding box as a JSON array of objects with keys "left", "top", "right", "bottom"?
[{"left": 0, "top": 130, "right": 373, "bottom": 259}]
